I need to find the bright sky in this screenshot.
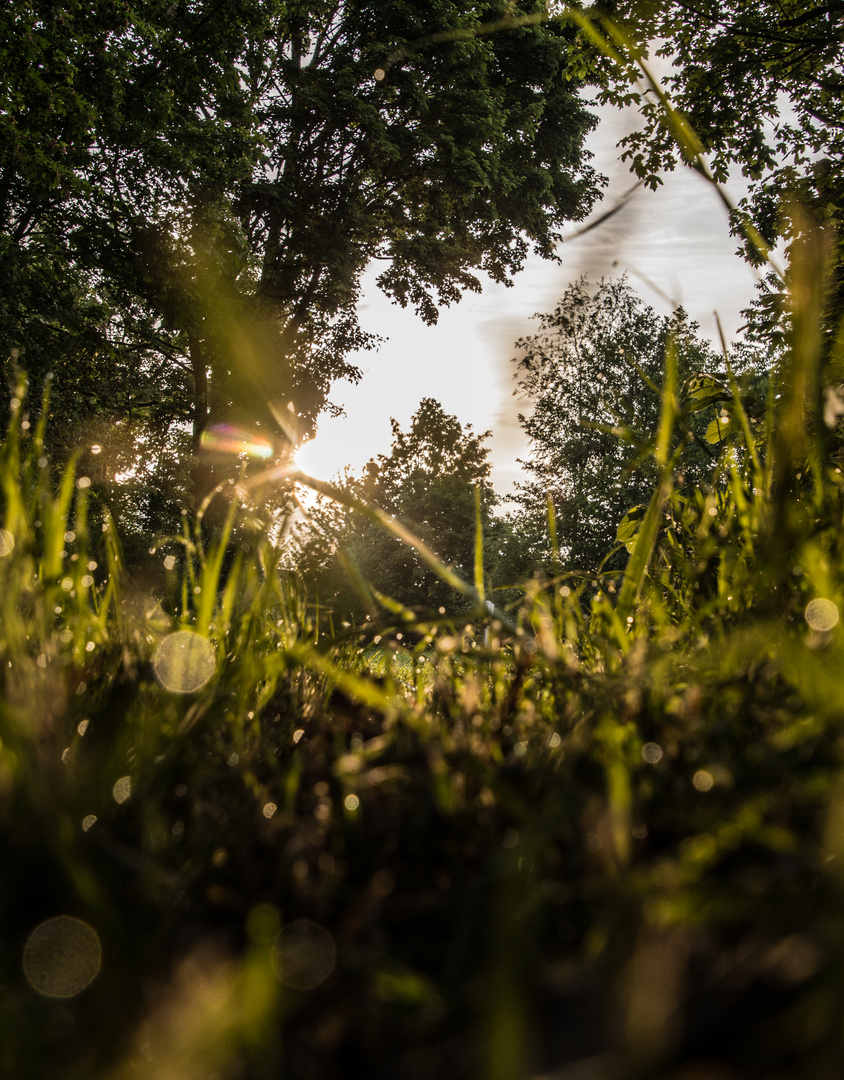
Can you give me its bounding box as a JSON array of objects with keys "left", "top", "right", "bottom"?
[{"left": 296, "top": 98, "right": 762, "bottom": 501}]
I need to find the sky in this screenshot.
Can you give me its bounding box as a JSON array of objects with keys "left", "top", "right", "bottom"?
[{"left": 295, "top": 97, "right": 763, "bottom": 502}]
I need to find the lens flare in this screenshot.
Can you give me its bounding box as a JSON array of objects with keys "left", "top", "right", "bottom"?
[
  {"left": 805, "top": 598, "right": 839, "bottom": 631},
  {"left": 153, "top": 631, "right": 216, "bottom": 694},
  {"left": 23, "top": 916, "right": 102, "bottom": 998},
  {"left": 693, "top": 769, "right": 714, "bottom": 792},
  {"left": 200, "top": 425, "right": 274, "bottom": 461},
  {"left": 273, "top": 920, "right": 335, "bottom": 990},
  {"left": 112, "top": 776, "right": 131, "bottom": 804}
]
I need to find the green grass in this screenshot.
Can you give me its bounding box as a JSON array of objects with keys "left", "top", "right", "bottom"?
[{"left": 3, "top": 219, "right": 844, "bottom": 1080}]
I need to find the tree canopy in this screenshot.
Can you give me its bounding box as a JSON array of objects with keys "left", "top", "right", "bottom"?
[
  {"left": 290, "top": 397, "right": 502, "bottom": 619},
  {"left": 591, "top": 0, "right": 844, "bottom": 324},
  {"left": 1, "top": 0, "right": 602, "bottom": 517},
  {"left": 511, "top": 276, "right": 723, "bottom": 573}
]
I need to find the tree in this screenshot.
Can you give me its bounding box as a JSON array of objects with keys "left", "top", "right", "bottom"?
[
  {"left": 0, "top": 0, "right": 268, "bottom": 534},
  {"left": 291, "top": 398, "right": 502, "bottom": 619},
  {"left": 589, "top": 0, "right": 844, "bottom": 326},
  {"left": 511, "top": 276, "right": 722, "bottom": 573},
  {"left": 1, "top": 0, "right": 602, "bottom": 511}
]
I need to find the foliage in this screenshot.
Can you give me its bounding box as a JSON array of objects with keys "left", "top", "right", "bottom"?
[
  {"left": 5, "top": 223, "right": 844, "bottom": 1079},
  {"left": 0, "top": 0, "right": 602, "bottom": 507},
  {"left": 290, "top": 397, "right": 508, "bottom": 619},
  {"left": 7, "top": 6, "right": 844, "bottom": 1079},
  {"left": 588, "top": 0, "right": 844, "bottom": 327},
  {"left": 510, "top": 275, "right": 724, "bottom": 575}
]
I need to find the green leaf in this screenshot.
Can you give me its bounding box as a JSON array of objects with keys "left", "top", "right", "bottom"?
[
  {"left": 616, "top": 504, "right": 647, "bottom": 553},
  {"left": 683, "top": 373, "right": 731, "bottom": 412},
  {"left": 705, "top": 414, "right": 732, "bottom": 444}
]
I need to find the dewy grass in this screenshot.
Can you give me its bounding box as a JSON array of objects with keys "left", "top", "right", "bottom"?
[
  {"left": 4, "top": 228, "right": 844, "bottom": 1078},
  {"left": 3, "top": 26, "right": 844, "bottom": 1080}
]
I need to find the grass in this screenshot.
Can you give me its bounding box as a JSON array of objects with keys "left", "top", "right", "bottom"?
[
  {"left": 0, "top": 13, "right": 842, "bottom": 1069},
  {"left": 2, "top": 218, "right": 844, "bottom": 1080}
]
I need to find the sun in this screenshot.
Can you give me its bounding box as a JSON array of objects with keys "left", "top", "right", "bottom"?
[{"left": 293, "top": 434, "right": 348, "bottom": 484}]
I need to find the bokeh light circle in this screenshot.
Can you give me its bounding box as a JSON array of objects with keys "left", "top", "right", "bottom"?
[
  {"left": 0, "top": 528, "right": 14, "bottom": 557},
  {"left": 23, "top": 916, "right": 101, "bottom": 998},
  {"left": 153, "top": 631, "right": 215, "bottom": 693},
  {"left": 273, "top": 920, "right": 335, "bottom": 990},
  {"left": 112, "top": 776, "right": 131, "bottom": 804},
  {"left": 805, "top": 598, "right": 839, "bottom": 632},
  {"left": 693, "top": 769, "right": 714, "bottom": 792}
]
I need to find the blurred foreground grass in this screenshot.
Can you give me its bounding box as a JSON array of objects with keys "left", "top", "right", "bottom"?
[{"left": 4, "top": 234, "right": 844, "bottom": 1080}]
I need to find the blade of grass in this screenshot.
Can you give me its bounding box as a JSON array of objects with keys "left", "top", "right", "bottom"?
[{"left": 474, "top": 485, "right": 485, "bottom": 605}]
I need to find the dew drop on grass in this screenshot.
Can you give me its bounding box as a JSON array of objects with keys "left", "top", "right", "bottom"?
[
  {"left": 805, "top": 598, "right": 839, "bottom": 631},
  {"left": 23, "top": 916, "right": 101, "bottom": 999},
  {"left": 273, "top": 920, "right": 336, "bottom": 990},
  {"left": 152, "top": 631, "right": 215, "bottom": 694}
]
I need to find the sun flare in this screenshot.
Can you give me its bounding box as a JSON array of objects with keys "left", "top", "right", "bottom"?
[{"left": 293, "top": 436, "right": 348, "bottom": 484}]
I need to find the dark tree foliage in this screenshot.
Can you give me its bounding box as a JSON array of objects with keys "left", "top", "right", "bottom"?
[
  {"left": 291, "top": 398, "right": 503, "bottom": 619},
  {"left": 511, "top": 276, "right": 722, "bottom": 574},
  {"left": 0, "top": 0, "right": 602, "bottom": 526},
  {"left": 592, "top": 0, "right": 844, "bottom": 329}
]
